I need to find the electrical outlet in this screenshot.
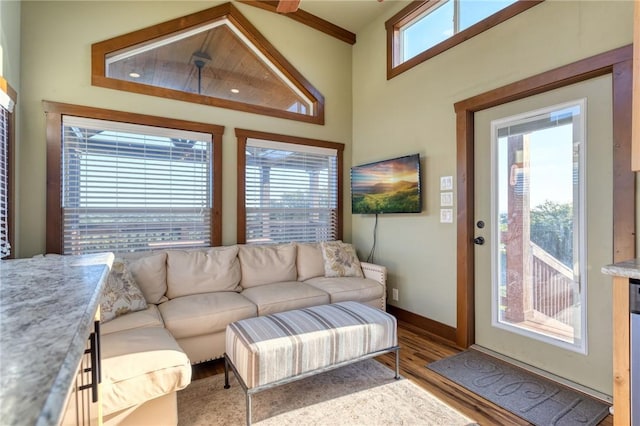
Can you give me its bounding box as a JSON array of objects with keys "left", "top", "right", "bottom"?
[{"left": 392, "top": 288, "right": 399, "bottom": 301}]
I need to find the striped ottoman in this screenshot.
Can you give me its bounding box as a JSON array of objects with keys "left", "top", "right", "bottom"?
[{"left": 224, "top": 301, "right": 399, "bottom": 425}]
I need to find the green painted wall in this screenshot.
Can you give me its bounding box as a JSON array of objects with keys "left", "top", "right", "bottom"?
[
  {"left": 0, "top": 0, "right": 20, "bottom": 85},
  {"left": 17, "top": 1, "right": 353, "bottom": 257},
  {"left": 352, "top": 0, "right": 635, "bottom": 395}
]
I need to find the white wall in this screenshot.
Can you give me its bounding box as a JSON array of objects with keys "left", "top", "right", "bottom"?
[
  {"left": 352, "top": 0, "right": 635, "bottom": 328},
  {"left": 18, "top": 1, "right": 353, "bottom": 257}
]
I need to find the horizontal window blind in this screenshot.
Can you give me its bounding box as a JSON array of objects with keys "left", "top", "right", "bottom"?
[
  {"left": 0, "top": 106, "right": 9, "bottom": 258},
  {"left": 245, "top": 138, "right": 338, "bottom": 244},
  {"left": 62, "top": 116, "right": 212, "bottom": 254}
]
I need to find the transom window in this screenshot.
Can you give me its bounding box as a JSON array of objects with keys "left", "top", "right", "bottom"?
[
  {"left": 236, "top": 129, "right": 343, "bottom": 244},
  {"left": 386, "top": 0, "right": 541, "bottom": 79},
  {"left": 45, "top": 102, "right": 223, "bottom": 254}
]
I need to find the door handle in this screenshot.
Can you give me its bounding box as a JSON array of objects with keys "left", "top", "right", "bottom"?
[{"left": 473, "top": 236, "right": 485, "bottom": 245}]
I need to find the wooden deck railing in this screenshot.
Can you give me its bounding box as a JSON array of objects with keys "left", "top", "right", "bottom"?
[{"left": 530, "top": 242, "right": 576, "bottom": 325}]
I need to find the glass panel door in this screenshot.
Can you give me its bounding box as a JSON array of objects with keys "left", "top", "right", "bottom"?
[{"left": 492, "top": 100, "right": 586, "bottom": 353}]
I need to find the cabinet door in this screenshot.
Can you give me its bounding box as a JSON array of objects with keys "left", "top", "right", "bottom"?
[{"left": 60, "top": 320, "right": 102, "bottom": 426}]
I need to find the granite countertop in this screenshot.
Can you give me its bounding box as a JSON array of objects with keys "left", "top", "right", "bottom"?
[
  {"left": 0, "top": 252, "right": 114, "bottom": 426},
  {"left": 601, "top": 258, "right": 640, "bottom": 280}
]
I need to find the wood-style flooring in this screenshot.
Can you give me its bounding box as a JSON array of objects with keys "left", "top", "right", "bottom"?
[{"left": 191, "top": 319, "right": 613, "bottom": 425}]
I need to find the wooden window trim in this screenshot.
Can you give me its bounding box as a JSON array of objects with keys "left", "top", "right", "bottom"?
[
  {"left": 91, "top": 2, "right": 325, "bottom": 125},
  {"left": 385, "top": 0, "right": 543, "bottom": 80},
  {"left": 235, "top": 128, "right": 343, "bottom": 244},
  {"left": 43, "top": 101, "right": 224, "bottom": 254},
  {"left": 454, "top": 44, "right": 636, "bottom": 349},
  {"left": 0, "top": 77, "right": 16, "bottom": 259}
]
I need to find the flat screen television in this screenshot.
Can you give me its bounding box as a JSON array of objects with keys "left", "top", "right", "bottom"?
[{"left": 351, "top": 153, "right": 422, "bottom": 214}]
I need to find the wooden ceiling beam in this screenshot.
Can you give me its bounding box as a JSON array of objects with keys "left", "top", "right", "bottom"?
[
  {"left": 238, "top": 0, "right": 356, "bottom": 45},
  {"left": 276, "top": 0, "right": 301, "bottom": 13}
]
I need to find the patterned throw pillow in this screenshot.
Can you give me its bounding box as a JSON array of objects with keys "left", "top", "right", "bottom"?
[
  {"left": 320, "top": 241, "right": 364, "bottom": 278},
  {"left": 100, "top": 261, "right": 148, "bottom": 323}
]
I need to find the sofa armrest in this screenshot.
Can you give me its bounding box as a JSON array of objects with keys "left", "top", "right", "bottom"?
[{"left": 360, "top": 262, "right": 386, "bottom": 287}]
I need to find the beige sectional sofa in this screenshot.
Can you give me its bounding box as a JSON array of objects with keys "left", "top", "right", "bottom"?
[{"left": 98, "top": 241, "right": 387, "bottom": 425}]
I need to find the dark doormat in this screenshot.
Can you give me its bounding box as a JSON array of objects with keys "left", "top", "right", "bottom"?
[{"left": 427, "top": 349, "right": 610, "bottom": 426}]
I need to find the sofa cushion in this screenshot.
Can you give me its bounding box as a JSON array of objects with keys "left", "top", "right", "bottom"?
[
  {"left": 100, "top": 327, "right": 191, "bottom": 416},
  {"left": 238, "top": 244, "right": 297, "bottom": 288},
  {"left": 296, "top": 242, "right": 325, "bottom": 281},
  {"left": 124, "top": 251, "right": 168, "bottom": 304},
  {"left": 100, "top": 304, "right": 164, "bottom": 335},
  {"left": 241, "top": 281, "right": 330, "bottom": 316},
  {"left": 158, "top": 292, "right": 257, "bottom": 339},
  {"left": 320, "top": 241, "right": 364, "bottom": 278},
  {"left": 100, "top": 261, "right": 148, "bottom": 323},
  {"left": 166, "top": 246, "right": 241, "bottom": 299},
  {"left": 305, "top": 276, "right": 384, "bottom": 304}
]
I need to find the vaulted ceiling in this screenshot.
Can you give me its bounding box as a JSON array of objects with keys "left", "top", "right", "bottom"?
[{"left": 263, "top": 0, "right": 399, "bottom": 34}]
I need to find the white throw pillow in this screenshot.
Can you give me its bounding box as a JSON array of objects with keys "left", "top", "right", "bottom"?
[
  {"left": 296, "top": 242, "right": 325, "bottom": 281},
  {"left": 100, "top": 262, "right": 148, "bottom": 323},
  {"left": 125, "top": 251, "right": 168, "bottom": 305},
  {"left": 238, "top": 243, "right": 297, "bottom": 288},
  {"left": 166, "top": 246, "right": 241, "bottom": 299},
  {"left": 320, "top": 241, "right": 364, "bottom": 278}
]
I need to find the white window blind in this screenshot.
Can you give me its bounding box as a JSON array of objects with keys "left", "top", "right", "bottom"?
[
  {"left": 62, "top": 116, "right": 212, "bottom": 254},
  {"left": 245, "top": 138, "right": 338, "bottom": 244},
  {"left": 0, "top": 106, "right": 10, "bottom": 258}
]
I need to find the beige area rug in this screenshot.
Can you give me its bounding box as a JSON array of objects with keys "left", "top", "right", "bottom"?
[{"left": 177, "top": 359, "right": 476, "bottom": 425}]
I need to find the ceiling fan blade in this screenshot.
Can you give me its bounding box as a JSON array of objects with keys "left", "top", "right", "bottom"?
[{"left": 276, "top": 0, "right": 300, "bottom": 13}]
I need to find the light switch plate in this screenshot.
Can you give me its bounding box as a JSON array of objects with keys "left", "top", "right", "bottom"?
[
  {"left": 440, "top": 208, "right": 453, "bottom": 223},
  {"left": 440, "top": 191, "right": 453, "bottom": 207},
  {"left": 440, "top": 176, "right": 453, "bottom": 191}
]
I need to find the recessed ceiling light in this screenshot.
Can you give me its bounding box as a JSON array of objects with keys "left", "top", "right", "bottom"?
[
  {"left": 129, "top": 72, "right": 141, "bottom": 78},
  {"left": 230, "top": 88, "right": 240, "bottom": 94}
]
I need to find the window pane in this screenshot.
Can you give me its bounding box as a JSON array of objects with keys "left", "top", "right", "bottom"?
[
  {"left": 459, "top": 0, "right": 517, "bottom": 31},
  {"left": 62, "top": 117, "right": 212, "bottom": 254},
  {"left": 245, "top": 140, "right": 338, "bottom": 244},
  {"left": 402, "top": 0, "right": 454, "bottom": 62},
  {"left": 494, "top": 102, "right": 585, "bottom": 352},
  {"left": 390, "top": 0, "right": 537, "bottom": 76}
]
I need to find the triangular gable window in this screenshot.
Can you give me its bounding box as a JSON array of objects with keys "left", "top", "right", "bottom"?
[{"left": 92, "top": 3, "right": 324, "bottom": 124}]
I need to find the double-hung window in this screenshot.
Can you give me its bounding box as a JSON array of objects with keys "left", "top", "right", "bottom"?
[
  {"left": 386, "top": 0, "right": 541, "bottom": 79},
  {"left": 236, "top": 129, "right": 343, "bottom": 244},
  {"left": 45, "top": 103, "right": 223, "bottom": 254}
]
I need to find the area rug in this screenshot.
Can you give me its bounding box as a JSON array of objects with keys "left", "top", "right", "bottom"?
[
  {"left": 178, "top": 359, "right": 476, "bottom": 425},
  {"left": 427, "top": 349, "right": 610, "bottom": 426}
]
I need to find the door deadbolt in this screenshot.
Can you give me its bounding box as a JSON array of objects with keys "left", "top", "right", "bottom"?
[{"left": 476, "top": 220, "right": 485, "bottom": 229}]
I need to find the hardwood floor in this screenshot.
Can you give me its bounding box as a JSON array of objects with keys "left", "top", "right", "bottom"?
[{"left": 191, "top": 320, "right": 613, "bottom": 425}]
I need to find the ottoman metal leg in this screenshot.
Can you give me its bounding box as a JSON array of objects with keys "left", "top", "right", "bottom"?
[
  {"left": 246, "top": 393, "right": 252, "bottom": 426},
  {"left": 395, "top": 348, "right": 401, "bottom": 379},
  {"left": 224, "top": 356, "right": 230, "bottom": 389}
]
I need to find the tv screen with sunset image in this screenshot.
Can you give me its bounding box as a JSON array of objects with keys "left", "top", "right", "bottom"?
[{"left": 351, "top": 154, "right": 422, "bottom": 214}]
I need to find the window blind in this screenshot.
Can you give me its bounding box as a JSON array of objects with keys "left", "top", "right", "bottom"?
[
  {"left": 0, "top": 106, "right": 9, "bottom": 258},
  {"left": 62, "top": 116, "right": 212, "bottom": 254},
  {"left": 245, "top": 138, "right": 338, "bottom": 244}
]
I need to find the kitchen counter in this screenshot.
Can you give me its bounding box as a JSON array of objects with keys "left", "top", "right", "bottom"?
[
  {"left": 0, "top": 253, "right": 113, "bottom": 426},
  {"left": 602, "top": 258, "right": 640, "bottom": 280}
]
